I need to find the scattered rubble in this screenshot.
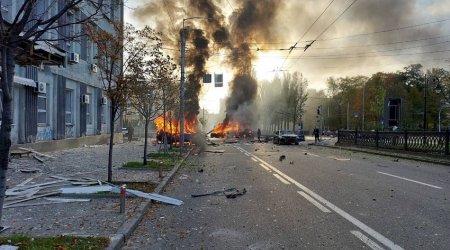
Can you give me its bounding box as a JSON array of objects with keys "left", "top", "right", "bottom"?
[{"left": 191, "top": 188, "right": 246, "bottom": 199}]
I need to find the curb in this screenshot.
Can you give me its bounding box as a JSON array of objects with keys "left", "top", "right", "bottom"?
[
  {"left": 106, "top": 148, "right": 193, "bottom": 250},
  {"left": 315, "top": 144, "right": 450, "bottom": 166}
]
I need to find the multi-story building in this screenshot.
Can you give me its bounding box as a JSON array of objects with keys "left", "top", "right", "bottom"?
[{"left": 1, "top": 0, "right": 123, "bottom": 145}]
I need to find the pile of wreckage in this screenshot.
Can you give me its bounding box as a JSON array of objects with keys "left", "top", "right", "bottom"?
[
  {"left": 6, "top": 147, "right": 183, "bottom": 209},
  {"left": 5, "top": 175, "right": 183, "bottom": 209}
]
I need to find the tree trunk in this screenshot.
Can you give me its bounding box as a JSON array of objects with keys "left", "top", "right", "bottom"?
[
  {"left": 107, "top": 105, "right": 115, "bottom": 182},
  {"left": 0, "top": 47, "right": 16, "bottom": 225},
  {"left": 143, "top": 119, "right": 148, "bottom": 165}
]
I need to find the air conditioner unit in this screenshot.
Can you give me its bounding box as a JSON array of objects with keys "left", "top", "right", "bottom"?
[
  {"left": 81, "top": 94, "right": 90, "bottom": 104},
  {"left": 69, "top": 52, "right": 79, "bottom": 64},
  {"left": 90, "top": 63, "right": 98, "bottom": 73},
  {"left": 35, "top": 82, "right": 47, "bottom": 94},
  {"left": 100, "top": 96, "right": 107, "bottom": 105}
]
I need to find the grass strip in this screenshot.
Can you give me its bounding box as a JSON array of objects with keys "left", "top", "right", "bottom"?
[{"left": 0, "top": 234, "right": 109, "bottom": 250}]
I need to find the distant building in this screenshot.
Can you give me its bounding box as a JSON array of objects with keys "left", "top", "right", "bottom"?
[{"left": 1, "top": 1, "right": 124, "bottom": 144}]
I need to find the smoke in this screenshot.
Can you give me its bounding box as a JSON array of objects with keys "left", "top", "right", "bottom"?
[
  {"left": 131, "top": 0, "right": 448, "bottom": 130},
  {"left": 185, "top": 29, "right": 210, "bottom": 122}
]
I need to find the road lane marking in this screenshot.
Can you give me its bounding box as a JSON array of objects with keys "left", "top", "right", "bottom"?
[
  {"left": 297, "top": 191, "right": 331, "bottom": 213},
  {"left": 238, "top": 147, "right": 403, "bottom": 250},
  {"left": 259, "top": 163, "right": 271, "bottom": 171},
  {"left": 273, "top": 174, "right": 290, "bottom": 184},
  {"left": 251, "top": 157, "right": 258, "bottom": 162},
  {"left": 377, "top": 171, "right": 442, "bottom": 189},
  {"left": 351, "top": 231, "right": 385, "bottom": 250},
  {"left": 245, "top": 153, "right": 250, "bottom": 156}
]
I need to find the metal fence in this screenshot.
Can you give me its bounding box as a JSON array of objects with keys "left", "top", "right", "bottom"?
[{"left": 337, "top": 129, "right": 450, "bottom": 155}]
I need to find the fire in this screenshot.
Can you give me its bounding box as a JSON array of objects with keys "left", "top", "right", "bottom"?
[
  {"left": 210, "top": 121, "right": 241, "bottom": 138},
  {"left": 154, "top": 114, "right": 197, "bottom": 135},
  {"left": 154, "top": 114, "right": 197, "bottom": 144}
]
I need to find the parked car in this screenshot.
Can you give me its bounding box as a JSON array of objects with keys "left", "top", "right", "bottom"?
[
  {"left": 324, "top": 130, "right": 336, "bottom": 138},
  {"left": 296, "top": 130, "right": 305, "bottom": 143},
  {"left": 273, "top": 130, "right": 299, "bottom": 145}
]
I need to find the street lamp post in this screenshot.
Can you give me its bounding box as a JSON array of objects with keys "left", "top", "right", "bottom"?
[
  {"left": 423, "top": 74, "right": 441, "bottom": 131},
  {"left": 438, "top": 103, "right": 450, "bottom": 132},
  {"left": 180, "top": 16, "right": 209, "bottom": 153}
]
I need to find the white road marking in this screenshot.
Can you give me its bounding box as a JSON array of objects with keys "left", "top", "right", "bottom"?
[
  {"left": 245, "top": 153, "right": 250, "bottom": 156},
  {"left": 251, "top": 157, "right": 258, "bottom": 162},
  {"left": 239, "top": 148, "right": 403, "bottom": 250},
  {"left": 273, "top": 173, "right": 290, "bottom": 184},
  {"left": 259, "top": 163, "right": 271, "bottom": 171},
  {"left": 377, "top": 171, "right": 442, "bottom": 189},
  {"left": 351, "top": 230, "right": 386, "bottom": 250},
  {"left": 297, "top": 191, "right": 331, "bottom": 213}
]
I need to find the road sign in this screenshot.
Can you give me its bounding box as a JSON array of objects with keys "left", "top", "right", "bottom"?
[{"left": 354, "top": 112, "right": 358, "bottom": 118}]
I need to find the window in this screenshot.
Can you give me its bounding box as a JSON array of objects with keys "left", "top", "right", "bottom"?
[
  {"left": 65, "top": 89, "right": 73, "bottom": 124},
  {"left": 101, "top": 105, "right": 106, "bottom": 124},
  {"left": 86, "top": 94, "right": 92, "bottom": 125},
  {"left": 37, "top": 89, "right": 48, "bottom": 124}
]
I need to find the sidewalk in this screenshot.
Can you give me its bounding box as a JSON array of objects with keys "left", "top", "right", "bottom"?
[
  {"left": 312, "top": 138, "right": 450, "bottom": 166},
  {"left": 2, "top": 140, "right": 190, "bottom": 249}
]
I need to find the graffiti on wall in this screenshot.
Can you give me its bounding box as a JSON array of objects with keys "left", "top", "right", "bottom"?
[
  {"left": 36, "top": 126, "right": 53, "bottom": 141},
  {"left": 65, "top": 125, "right": 74, "bottom": 138}
]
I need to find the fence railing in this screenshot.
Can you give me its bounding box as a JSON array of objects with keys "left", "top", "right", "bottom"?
[{"left": 337, "top": 129, "right": 450, "bottom": 155}]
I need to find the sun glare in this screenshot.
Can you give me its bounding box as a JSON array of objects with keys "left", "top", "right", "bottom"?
[{"left": 253, "top": 52, "right": 285, "bottom": 81}]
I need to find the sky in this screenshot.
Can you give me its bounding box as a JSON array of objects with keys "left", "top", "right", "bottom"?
[{"left": 123, "top": 0, "right": 450, "bottom": 113}]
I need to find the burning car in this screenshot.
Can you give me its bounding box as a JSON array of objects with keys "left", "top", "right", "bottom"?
[{"left": 273, "top": 130, "right": 299, "bottom": 145}]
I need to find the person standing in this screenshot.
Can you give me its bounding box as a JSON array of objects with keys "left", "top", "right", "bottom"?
[
  {"left": 257, "top": 128, "right": 261, "bottom": 142},
  {"left": 313, "top": 127, "right": 319, "bottom": 143}
]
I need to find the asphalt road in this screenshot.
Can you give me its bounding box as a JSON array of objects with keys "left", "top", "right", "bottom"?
[{"left": 122, "top": 141, "right": 450, "bottom": 249}]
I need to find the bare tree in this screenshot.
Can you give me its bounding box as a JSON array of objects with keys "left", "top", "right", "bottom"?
[{"left": 0, "top": 0, "right": 108, "bottom": 227}]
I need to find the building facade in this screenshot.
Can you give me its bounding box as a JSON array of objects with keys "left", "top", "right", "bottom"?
[{"left": 1, "top": 0, "right": 123, "bottom": 144}]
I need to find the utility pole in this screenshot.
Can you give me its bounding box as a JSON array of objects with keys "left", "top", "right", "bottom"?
[
  {"left": 362, "top": 82, "right": 365, "bottom": 131},
  {"left": 423, "top": 74, "right": 427, "bottom": 131},
  {"left": 346, "top": 102, "right": 349, "bottom": 130},
  {"left": 179, "top": 17, "right": 209, "bottom": 152},
  {"left": 179, "top": 26, "right": 186, "bottom": 153}
]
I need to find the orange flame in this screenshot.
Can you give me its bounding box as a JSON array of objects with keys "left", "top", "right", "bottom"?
[
  {"left": 210, "top": 121, "right": 241, "bottom": 137},
  {"left": 154, "top": 114, "right": 197, "bottom": 136}
]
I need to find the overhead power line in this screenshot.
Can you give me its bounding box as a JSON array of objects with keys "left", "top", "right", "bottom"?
[
  {"left": 279, "top": 0, "right": 336, "bottom": 71},
  {"left": 319, "top": 17, "right": 450, "bottom": 41},
  {"left": 286, "top": 0, "right": 358, "bottom": 70},
  {"left": 313, "top": 34, "right": 450, "bottom": 50},
  {"left": 313, "top": 0, "right": 358, "bottom": 41}
]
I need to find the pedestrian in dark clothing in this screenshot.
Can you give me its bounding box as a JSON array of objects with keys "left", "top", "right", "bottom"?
[
  {"left": 257, "top": 128, "right": 261, "bottom": 142},
  {"left": 313, "top": 127, "right": 319, "bottom": 143}
]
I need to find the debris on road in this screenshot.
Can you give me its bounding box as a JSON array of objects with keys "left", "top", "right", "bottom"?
[
  {"left": 204, "top": 149, "right": 225, "bottom": 153},
  {"left": 17, "top": 147, "right": 55, "bottom": 160},
  {"left": 279, "top": 155, "right": 286, "bottom": 161},
  {"left": 32, "top": 154, "right": 45, "bottom": 163},
  {"left": 10, "top": 149, "right": 32, "bottom": 158},
  {"left": 125, "top": 189, "right": 183, "bottom": 206},
  {"left": 19, "top": 168, "right": 41, "bottom": 173},
  {"left": 191, "top": 188, "right": 247, "bottom": 199},
  {"left": 179, "top": 174, "right": 189, "bottom": 180}
]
